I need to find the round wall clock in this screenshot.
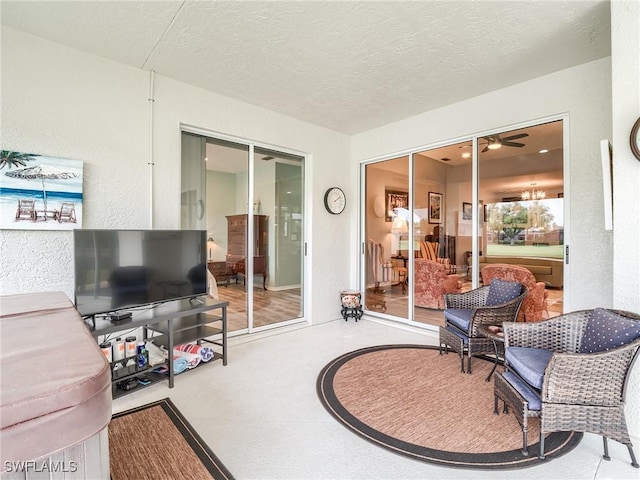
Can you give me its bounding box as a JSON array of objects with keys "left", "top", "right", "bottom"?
[
  {"left": 324, "top": 187, "right": 346, "bottom": 214},
  {"left": 630, "top": 117, "right": 640, "bottom": 162}
]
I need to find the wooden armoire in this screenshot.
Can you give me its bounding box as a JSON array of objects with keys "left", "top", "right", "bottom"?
[{"left": 226, "top": 214, "right": 268, "bottom": 289}]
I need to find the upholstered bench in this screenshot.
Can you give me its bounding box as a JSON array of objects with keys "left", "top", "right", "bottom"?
[{"left": 495, "top": 308, "right": 640, "bottom": 467}]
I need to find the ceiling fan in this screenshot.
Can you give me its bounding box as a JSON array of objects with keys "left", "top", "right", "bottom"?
[{"left": 480, "top": 133, "right": 529, "bottom": 153}]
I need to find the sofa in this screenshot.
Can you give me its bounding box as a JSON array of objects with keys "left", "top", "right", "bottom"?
[{"left": 471, "top": 256, "right": 563, "bottom": 288}]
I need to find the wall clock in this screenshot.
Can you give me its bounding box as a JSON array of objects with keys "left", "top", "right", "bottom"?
[
  {"left": 631, "top": 117, "right": 640, "bottom": 162},
  {"left": 324, "top": 187, "right": 346, "bottom": 214}
]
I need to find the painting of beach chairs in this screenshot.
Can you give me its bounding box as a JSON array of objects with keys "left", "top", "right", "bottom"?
[{"left": 1, "top": 150, "right": 83, "bottom": 230}]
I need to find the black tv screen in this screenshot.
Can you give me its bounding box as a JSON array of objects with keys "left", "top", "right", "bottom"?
[{"left": 74, "top": 229, "right": 207, "bottom": 317}]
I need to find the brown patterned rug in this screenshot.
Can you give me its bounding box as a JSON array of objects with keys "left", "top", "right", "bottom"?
[
  {"left": 109, "top": 398, "right": 234, "bottom": 479},
  {"left": 317, "top": 345, "right": 582, "bottom": 469}
]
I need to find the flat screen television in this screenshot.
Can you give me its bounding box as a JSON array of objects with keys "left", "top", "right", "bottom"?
[{"left": 74, "top": 229, "right": 207, "bottom": 317}]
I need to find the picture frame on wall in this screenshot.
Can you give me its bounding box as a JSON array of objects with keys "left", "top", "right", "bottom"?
[
  {"left": 385, "top": 189, "right": 408, "bottom": 222},
  {"left": 428, "top": 191, "right": 443, "bottom": 224},
  {"left": 462, "top": 202, "right": 472, "bottom": 220},
  {"left": 0, "top": 150, "right": 83, "bottom": 230}
]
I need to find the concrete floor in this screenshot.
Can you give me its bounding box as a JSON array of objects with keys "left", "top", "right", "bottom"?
[{"left": 113, "top": 318, "right": 639, "bottom": 480}]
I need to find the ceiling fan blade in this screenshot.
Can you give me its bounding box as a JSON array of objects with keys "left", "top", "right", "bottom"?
[
  {"left": 502, "top": 141, "right": 525, "bottom": 148},
  {"left": 481, "top": 145, "right": 489, "bottom": 153},
  {"left": 502, "top": 133, "right": 529, "bottom": 141}
]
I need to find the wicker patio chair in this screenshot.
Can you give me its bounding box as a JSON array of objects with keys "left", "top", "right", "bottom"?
[
  {"left": 439, "top": 281, "right": 527, "bottom": 374},
  {"left": 497, "top": 309, "right": 640, "bottom": 467}
]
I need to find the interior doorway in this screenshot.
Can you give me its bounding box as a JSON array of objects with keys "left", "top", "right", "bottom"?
[{"left": 181, "top": 131, "right": 306, "bottom": 334}]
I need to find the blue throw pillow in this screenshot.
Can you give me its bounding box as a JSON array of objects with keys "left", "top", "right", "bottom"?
[
  {"left": 579, "top": 308, "right": 640, "bottom": 353},
  {"left": 486, "top": 279, "right": 522, "bottom": 306}
]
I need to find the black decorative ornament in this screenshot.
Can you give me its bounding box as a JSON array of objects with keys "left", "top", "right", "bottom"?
[
  {"left": 630, "top": 117, "right": 640, "bottom": 162},
  {"left": 324, "top": 187, "right": 346, "bottom": 214}
]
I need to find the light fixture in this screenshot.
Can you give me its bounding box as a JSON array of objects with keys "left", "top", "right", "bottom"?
[
  {"left": 207, "top": 236, "right": 214, "bottom": 259},
  {"left": 521, "top": 184, "right": 546, "bottom": 201},
  {"left": 461, "top": 152, "right": 471, "bottom": 159},
  {"left": 538, "top": 149, "right": 549, "bottom": 154},
  {"left": 487, "top": 138, "right": 502, "bottom": 150},
  {"left": 390, "top": 214, "right": 409, "bottom": 256},
  {"left": 391, "top": 215, "right": 408, "bottom": 234}
]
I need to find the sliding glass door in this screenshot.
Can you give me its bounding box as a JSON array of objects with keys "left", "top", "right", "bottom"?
[
  {"left": 412, "top": 141, "right": 472, "bottom": 326},
  {"left": 363, "top": 156, "right": 409, "bottom": 319},
  {"left": 478, "top": 120, "right": 565, "bottom": 319},
  {"left": 181, "top": 131, "right": 306, "bottom": 333},
  {"left": 361, "top": 117, "right": 566, "bottom": 327}
]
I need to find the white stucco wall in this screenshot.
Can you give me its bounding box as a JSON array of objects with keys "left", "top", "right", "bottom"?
[
  {"left": 351, "top": 35, "right": 639, "bottom": 439},
  {"left": 0, "top": 27, "right": 352, "bottom": 324},
  {"left": 351, "top": 57, "right": 614, "bottom": 313},
  {"left": 611, "top": 0, "right": 640, "bottom": 446}
]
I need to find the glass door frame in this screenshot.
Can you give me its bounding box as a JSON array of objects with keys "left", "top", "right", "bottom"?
[
  {"left": 359, "top": 113, "right": 570, "bottom": 326},
  {"left": 181, "top": 123, "right": 310, "bottom": 334}
]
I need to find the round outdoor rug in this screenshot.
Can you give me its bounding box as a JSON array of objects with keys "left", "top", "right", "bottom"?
[{"left": 317, "top": 345, "right": 582, "bottom": 469}]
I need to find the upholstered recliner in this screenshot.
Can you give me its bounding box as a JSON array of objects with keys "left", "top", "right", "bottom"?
[
  {"left": 414, "top": 258, "right": 461, "bottom": 309},
  {"left": 496, "top": 308, "right": 640, "bottom": 467},
  {"left": 481, "top": 264, "right": 549, "bottom": 322}
]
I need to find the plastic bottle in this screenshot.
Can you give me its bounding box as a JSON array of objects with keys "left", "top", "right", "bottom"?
[
  {"left": 100, "top": 342, "right": 112, "bottom": 362},
  {"left": 113, "top": 337, "right": 125, "bottom": 361},
  {"left": 125, "top": 336, "right": 137, "bottom": 357},
  {"left": 137, "top": 341, "right": 148, "bottom": 369}
]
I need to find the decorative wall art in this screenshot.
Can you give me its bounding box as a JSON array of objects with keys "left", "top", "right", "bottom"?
[
  {"left": 428, "top": 192, "right": 443, "bottom": 224},
  {"left": 462, "top": 202, "right": 473, "bottom": 220},
  {"left": 385, "top": 189, "right": 408, "bottom": 222},
  {"left": 0, "top": 150, "right": 83, "bottom": 230}
]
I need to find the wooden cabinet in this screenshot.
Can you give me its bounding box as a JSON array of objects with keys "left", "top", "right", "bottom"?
[{"left": 226, "top": 214, "right": 268, "bottom": 289}]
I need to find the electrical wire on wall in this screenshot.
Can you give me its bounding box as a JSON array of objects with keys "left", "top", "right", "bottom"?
[{"left": 148, "top": 70, "right": 155, "bottom": 229}]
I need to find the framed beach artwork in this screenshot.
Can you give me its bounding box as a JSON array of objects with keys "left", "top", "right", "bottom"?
[
  {"left": 1, "top": 150, "right": 83, "bottom": 230},
  {"left": 428, "top": 191, "right": 443, "bottom": 224}
]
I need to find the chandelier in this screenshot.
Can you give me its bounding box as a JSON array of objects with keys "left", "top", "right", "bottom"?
[{"left": 521, "top": 184, "right": 546, "bottom": 201}]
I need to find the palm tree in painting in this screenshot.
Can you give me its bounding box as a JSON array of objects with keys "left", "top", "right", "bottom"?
[{"left": 1, "top": 151, "right": 37, "bottom": 170}]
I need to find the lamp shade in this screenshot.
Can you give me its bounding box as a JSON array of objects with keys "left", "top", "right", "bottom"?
[{"left": 391, "top": 216, "right": 408, "bottom": 233}]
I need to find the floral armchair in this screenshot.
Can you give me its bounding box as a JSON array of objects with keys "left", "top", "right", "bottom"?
[
  {"left": 414, "top": 258, "right": 461, "bottom": 309},
  {"left": 481, "top": 264, "right": 548, "bottom": 322}
]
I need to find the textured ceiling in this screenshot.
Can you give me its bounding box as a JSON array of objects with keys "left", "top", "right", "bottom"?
[{"left": 1, "top": 1, "right": 611, "bottom": 134}]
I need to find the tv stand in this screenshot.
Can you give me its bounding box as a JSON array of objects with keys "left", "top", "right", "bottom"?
[
  {"left": 83, "top": 298, "right": 228, "bottom": 397},
  {"left": 189, "top": 296, "right": 205, "bottom": 305}
]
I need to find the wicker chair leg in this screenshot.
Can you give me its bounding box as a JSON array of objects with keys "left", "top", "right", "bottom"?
[
  {"left": 522, "top": 425, "right": 529, "bottom": 456},
  {"left": 602, "top": 437, "right": 611, "bottom": 461},
  {"left": 538, "top": 431, "right": 545, "bottom": 460},
  {"left": 627, "top": 444, "right": 639, "bottom": 468},
  {"left": 467, "top": 353, "right": 472, "bottom": 374}
]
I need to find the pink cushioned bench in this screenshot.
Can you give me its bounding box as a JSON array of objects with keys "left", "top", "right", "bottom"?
[{"left": 1, "top": 292, "right": 112, "bottom": 476}]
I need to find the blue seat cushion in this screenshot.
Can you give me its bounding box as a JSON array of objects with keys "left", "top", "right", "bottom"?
[
  {"left": 578, "top": 308, "right": 640, "bottom": 354},
  {"left": 486, "top": 279, "right": 522, "bottom": 306},
  {"left": 444, "top": 308, "right": 473, "bottom": 333},
  {"left": 444, "top": 325, "right": 469, "bottom": 345},
  {"left": 504, "top": 347, "right": 553, "bottom": 390},
  {"left": 502, "top": 371, "right": 541, "bottom": 411}
]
